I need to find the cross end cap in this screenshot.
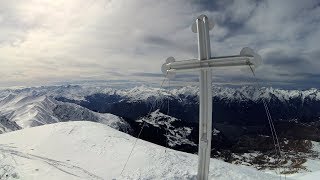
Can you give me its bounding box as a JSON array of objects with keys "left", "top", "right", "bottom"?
[
  {"left": 191, "top": 14, "right": 214, "bottom": 33},
  {"left": 240, "top": 47, "right": 262, "bottom": 68},
  {"left": 161, "top": 57, "right": 176, "bottom": 79}
]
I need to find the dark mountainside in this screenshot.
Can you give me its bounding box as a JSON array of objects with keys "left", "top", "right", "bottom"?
[
  {"left": 57, "top": 90, "right": 320, "bottom": 141},
  {"left": 56, "top": 86, "right": 320, "bottom": 173}
]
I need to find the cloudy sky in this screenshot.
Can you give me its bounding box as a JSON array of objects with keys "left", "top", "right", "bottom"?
[{"left": 0, "top": 0, "right": 319, "bottom": 89}]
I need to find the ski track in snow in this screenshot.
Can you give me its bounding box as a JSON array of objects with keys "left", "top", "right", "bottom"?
[
  {"left": 0, "top": 121, "right": 289, "bottom": 180},
  {"left": 0, "top": 144, "right": 103, "bottom": 180}
]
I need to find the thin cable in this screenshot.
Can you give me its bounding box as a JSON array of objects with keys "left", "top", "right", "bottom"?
[
  {"left": 120, "top": 75, "right": 168, "bottom": 176},
  {"left": 263, "top": 99, "right": 283, "bottom": 177},
  {"left": 249, "top": 66, "right": 281, "bottom": 178},
  {"left": 248, "top": 66, "right": 279, "bottom": 154},
  {"left": 249, "top": 65, "right": 283, "bottom": 179},
  {"left": 248, "top": 65, "right": 283, "bottom": 180}
]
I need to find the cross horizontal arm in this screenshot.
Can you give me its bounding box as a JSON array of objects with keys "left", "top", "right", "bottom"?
[
  {"left": 162, "top": 55, "right": 253, "bottom": 74},
  {"left": 161, "top": 47, "right": 262, "bottom": 77}
]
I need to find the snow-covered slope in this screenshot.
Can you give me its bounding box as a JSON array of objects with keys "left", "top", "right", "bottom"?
[
  {"left": 136, "top": 110, "right": 196, "bottom": 147},
  {"left": 0, "top": 93, "right": 59, "bottom": 128},
  {"left": 0, "top": 92, "right": 131, "bottom": 133},
  {"left": 0, "top": 121, "right": 285, "bottom": 180}
]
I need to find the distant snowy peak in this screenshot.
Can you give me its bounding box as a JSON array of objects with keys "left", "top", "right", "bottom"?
[
  {"left": 226, "top": 86, "right": 320, "bottom": 102},
  {"left": 1, "top": 84, "right": 320, "bottom": 103},
  {"left": 105, "top": 85, "right": 320, "bottom": 103},
  {"left": 134, "top": 86, "right": 312, "bottom": 102}
]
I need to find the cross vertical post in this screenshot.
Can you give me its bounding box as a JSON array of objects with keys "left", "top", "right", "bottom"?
[{"left": 196, "top": 16, "right": 213, "bottom": 180}]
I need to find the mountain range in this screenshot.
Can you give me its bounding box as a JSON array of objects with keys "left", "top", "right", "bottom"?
[{"left": 0, "top": 84, "right": 319, "bottom": 174}]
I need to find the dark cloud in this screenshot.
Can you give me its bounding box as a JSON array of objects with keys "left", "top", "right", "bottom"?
[
  {"left": 264, "top": 50, "right": 308, "bottom": 67},
  {"left": 131, "top": 72, "right": 162, "bottom": 77},
  {"left": 132, "top": 72, "right": 198, "bottom": 80},
  {"left": 143, "top": 36, "right": 174, "bottom": 47},
  {"left": 193, "top": 0, "right": 233, "bottom": 11}
]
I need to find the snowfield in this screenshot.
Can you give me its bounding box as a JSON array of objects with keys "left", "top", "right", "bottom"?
[{"left": 0, "top": 121, "right": 287, "bottom": 180}]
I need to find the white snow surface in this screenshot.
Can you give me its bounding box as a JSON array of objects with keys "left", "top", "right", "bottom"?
[
  {"left": 294, "top": 171, "right": 320, "bottom": 180},
  {"left": 0, "top": 121, "right": 287, "bottom": 180}
]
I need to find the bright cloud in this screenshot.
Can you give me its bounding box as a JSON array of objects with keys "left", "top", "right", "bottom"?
[{"left": 0, "top": 0, "right": 320, "bottom": 89}]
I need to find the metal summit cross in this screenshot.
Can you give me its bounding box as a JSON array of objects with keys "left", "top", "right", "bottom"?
[{"left": 161, "top": 15, "right": 262, "bottom": 180}]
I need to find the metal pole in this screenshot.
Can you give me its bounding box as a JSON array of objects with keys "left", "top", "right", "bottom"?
[{"left": 197, "top": 15, "right": 212, "bottom": 180}]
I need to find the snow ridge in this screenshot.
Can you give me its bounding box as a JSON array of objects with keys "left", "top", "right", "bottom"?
[
  {"left": 1, "top": 85, "right": 319, "bottom": 104},
  {"left": 0, "top": 92, "right": 131, "bottom": 133}
]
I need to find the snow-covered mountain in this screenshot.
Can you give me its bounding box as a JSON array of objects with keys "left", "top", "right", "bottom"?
[
  {"left": 2, "top": 85, "right": 320, "bottom": 103},
  {"left": 10, "top": 85, "right": 310, "bottom": 130},
  {"left": 0, "top": 121, "right": 289, "bottom": 180},
  {"left": 1, "top": 84, "right": 320, "bottom": 150},
  {"left": 0, "top": 91, "right": 131, "bottom": 134},
  {"left": 0, "top": 84, "right": 319, "bottom": 175}
]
